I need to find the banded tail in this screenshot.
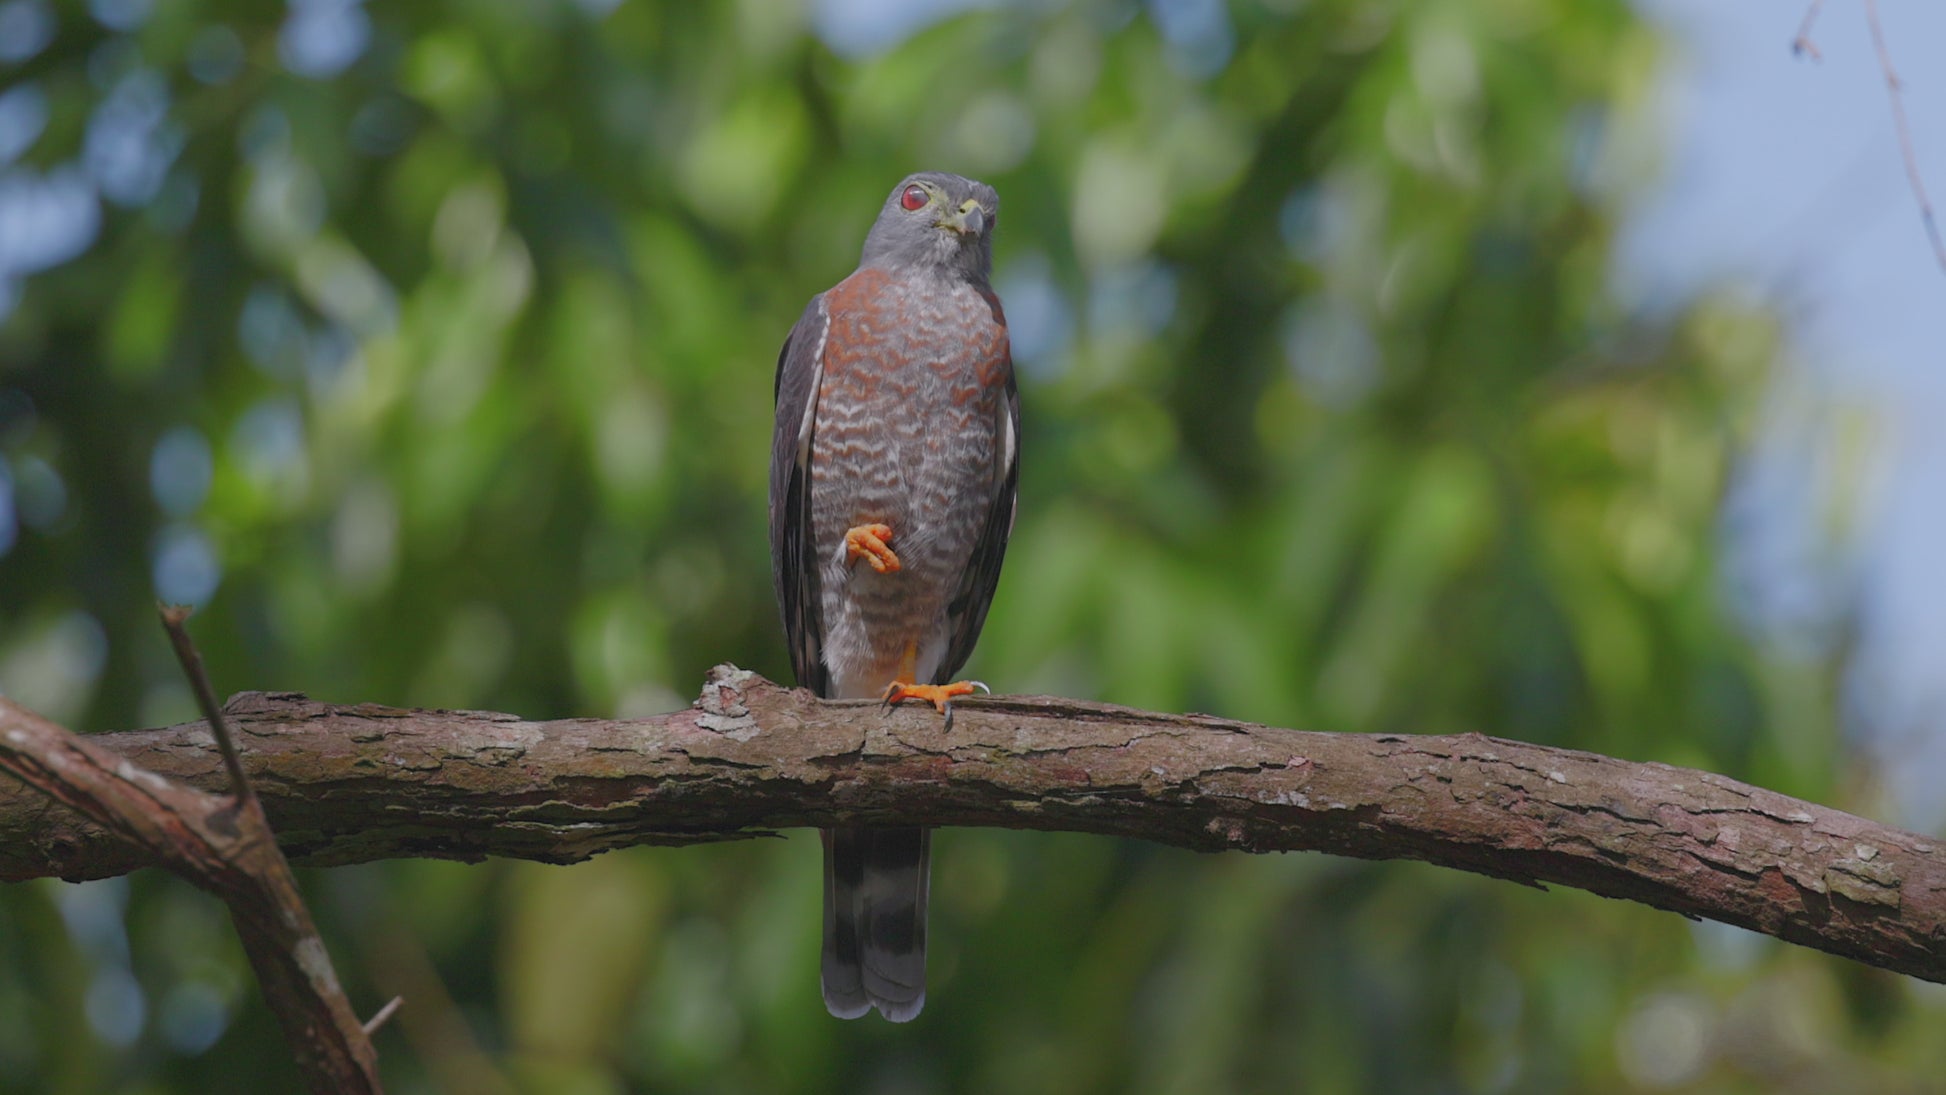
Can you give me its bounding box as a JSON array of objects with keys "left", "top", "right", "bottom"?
[{"left": 821, "top": 826, "right": 930, "bottom": 1022}]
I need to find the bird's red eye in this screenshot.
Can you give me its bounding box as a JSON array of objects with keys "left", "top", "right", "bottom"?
[{"left": 900, "top": 185, "right": 928, "bottom": 211}]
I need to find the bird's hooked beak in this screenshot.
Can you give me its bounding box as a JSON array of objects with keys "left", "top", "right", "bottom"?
[{"left": 938, "top": 199, "right": 986, "bottom": 238}]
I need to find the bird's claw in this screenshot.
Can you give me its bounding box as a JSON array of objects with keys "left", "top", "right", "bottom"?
[
  {"left": 844, "top": 524, "right": 901, "bottom": 574},
  {"left": 880, "top": 679, "right": 987, "bottom": 717}
]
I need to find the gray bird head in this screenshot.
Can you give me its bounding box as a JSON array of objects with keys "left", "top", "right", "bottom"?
[{"left": 858, "top": 171, "right": 999, "bottom": 282}]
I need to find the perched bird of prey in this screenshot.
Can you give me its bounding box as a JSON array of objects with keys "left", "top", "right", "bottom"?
[{"left": 769, "top": 172, "right": 1019, "bottom": 1022}]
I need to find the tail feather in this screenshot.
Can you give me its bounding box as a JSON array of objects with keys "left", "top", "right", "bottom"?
[
  {"left": 819, "top": 828, "right": 870, "bottom": 1019},
  {"left": 822, "top": 826, "right": 929, "bottom": 1022}
]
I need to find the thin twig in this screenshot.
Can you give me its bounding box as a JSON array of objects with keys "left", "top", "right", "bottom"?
[
  {"left": 343, "top": 893, "right": 519, "bottom": 1095},
  {"left": 362, "top": 996, "right": 405, "bottom": 1036},
  {"left": 1793, "top": 0, "right": 1828, "bottom": 60},
  {"left": 159, "top": 604, "right": 254, "bottom": 806},
  {"left": 1861, "top": 0, "right": 1946, "bottom": 272}
]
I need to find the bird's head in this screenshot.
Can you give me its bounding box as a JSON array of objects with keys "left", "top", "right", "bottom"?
[{"left": 859, "top": 171, "right": 999, "bottom": 281}]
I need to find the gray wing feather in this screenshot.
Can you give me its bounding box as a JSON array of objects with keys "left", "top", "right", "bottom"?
[
  {"left": 935, "top": 365, "right": 1020, "bottom": 684},
  {"left": 769, "top": 296, "right": 830, "bottom": 697}
]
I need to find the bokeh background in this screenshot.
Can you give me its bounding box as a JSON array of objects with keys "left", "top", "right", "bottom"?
[{"left": 2, "top": 0, "right": 1944, "bottom": 1092}]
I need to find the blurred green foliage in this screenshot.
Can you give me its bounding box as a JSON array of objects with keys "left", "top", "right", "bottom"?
[{"left": 1, "top": 0, "right": 1940, "bottom": 1092}]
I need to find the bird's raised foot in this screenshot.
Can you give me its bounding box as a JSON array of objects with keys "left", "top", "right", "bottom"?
[{"left": 844, "top": 524, "right": 901, "bottom": 574}]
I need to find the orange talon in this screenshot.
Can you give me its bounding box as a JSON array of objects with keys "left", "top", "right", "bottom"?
[
  {"left": 881, "top": 679, "right": 989, "bottom": 714},
  {"left": 844, "top": 523, "right": 901, "bottom": 573}
]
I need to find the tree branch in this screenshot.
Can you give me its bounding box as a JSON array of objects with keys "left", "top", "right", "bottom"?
[
  {"left": 1792, "top": 0, "right": 1828, "bottom": 61},
  {"left": 4, "top": 665, "right": 1942, "bottom": 983},
  {"left": 1859, "top": 0, "right": 1946, "bottom": 273},
  {"left": 0, "top": 611, "right": 387, "bottom": 1094},
  {"left": 1794, "top": 0, "right": 1946, "bottom": 273}
]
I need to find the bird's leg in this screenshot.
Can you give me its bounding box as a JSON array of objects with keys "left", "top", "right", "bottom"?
[
  {"left": 844, "top": 523, "right": 901, "bottom": 574},
  {"left": 881, "top": 643, "right": 988, "bottom": 723}
]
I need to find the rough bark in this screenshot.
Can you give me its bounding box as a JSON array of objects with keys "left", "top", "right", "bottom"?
[
  {"left": 0, "top": 699, "right": 383, "bottom": 1094},
  {"left": 4, "top": 665, "right": 1941, "bottom": 983}
]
